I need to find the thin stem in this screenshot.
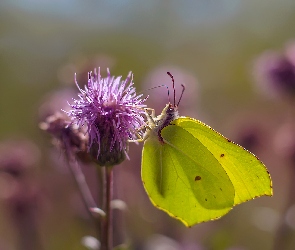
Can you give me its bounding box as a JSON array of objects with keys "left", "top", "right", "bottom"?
[
  {"left": 273, "top": 98, "right": 295, "bottom": 249},
  {"left": 97, "top": 166, "right": 105, "bottom": 240},
  {"left": 17, "top": 209, "right": 43, "bottom": 250},
  {"left": 273, "top": 165, "right": 295, "bottom": 250},
  {"left": 101, "top": 167, "right": 113, "bottom": 250},
  {"left": 64, "top": 141, "right": 97, "bottom": 220}
]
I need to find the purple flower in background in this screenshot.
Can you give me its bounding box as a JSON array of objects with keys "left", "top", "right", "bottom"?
[
  {"left": 0, "top": 139, "right": 40, "bottom": 177},
  {"left": 67, "top": 68, "right": 147, "bottom": 166},
  {"left": 254, "top": 47, "right": 295, "bottom": 99}
]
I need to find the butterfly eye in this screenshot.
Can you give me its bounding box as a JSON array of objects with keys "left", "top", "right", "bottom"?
[{"left": 167, "top": 107, "right": 174, "bottom": 113}]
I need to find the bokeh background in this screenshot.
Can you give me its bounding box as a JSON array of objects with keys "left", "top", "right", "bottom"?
[{"left": 1, "top": 1, "right": 295, "bottom": 249}]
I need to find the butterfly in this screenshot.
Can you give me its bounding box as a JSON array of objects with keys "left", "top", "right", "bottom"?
[{"left": 141, "top": 72, "right": 272, "bottom": 227}]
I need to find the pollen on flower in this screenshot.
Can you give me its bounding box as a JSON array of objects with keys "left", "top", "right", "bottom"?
[{"left": 66, "top": 68, "right": 147, "bottom": 166}]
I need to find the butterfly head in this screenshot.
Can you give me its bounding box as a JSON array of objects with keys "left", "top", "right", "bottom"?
[
  {"left": 155, "top": 103, "right": 179, "bottom": 128},
  {"left": 161, "top": 103, "right": 179, "bottom": 120},
  {"left": 156, "top": 72, "right": 185, "bottom": 127},
  {"left": 145, "top": 73, "right": 185, "bottom": 143},
  {"left": 162, "top": 72, "right": 185, "bottom": 120}
]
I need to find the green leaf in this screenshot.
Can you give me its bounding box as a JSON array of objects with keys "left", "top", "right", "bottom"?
[{"left": 141, "top": 117, "right": 272, "bottom": 227}]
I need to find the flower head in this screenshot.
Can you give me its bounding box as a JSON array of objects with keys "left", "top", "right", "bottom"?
[
  {"left": 40, "top": 112, "right": 90, "bottom": 163},
  {"left": 67, "top": 68, "right": 147, "bottom": 166}
]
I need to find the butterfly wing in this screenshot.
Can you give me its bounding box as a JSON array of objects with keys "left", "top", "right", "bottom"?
[
  {"left": 142, "top": 121, "right": 235, "bottom": 226},
  {"left": 170, "top": 117, "right": 273, "bottom": 206}
]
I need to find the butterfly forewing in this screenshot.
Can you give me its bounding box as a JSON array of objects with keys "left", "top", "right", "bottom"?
[{"left": 171, "top": 117, "right": 273, "bottom": 205}]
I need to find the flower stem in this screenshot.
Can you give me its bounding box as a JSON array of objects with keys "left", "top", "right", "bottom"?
[
  {"left": 64, "top": 141, "right": 97, "bottom": 220},
  {"left": 101, "top": 166, "right": 113, "bottom": 250},
  {"left": 273, "top": 165, "right": 295, "bottom": 249}
]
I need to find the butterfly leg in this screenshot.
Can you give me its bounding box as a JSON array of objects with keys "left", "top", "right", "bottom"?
[
  {"left": 144, "top": 108, "right": 156, "bottom": 126},
  {"left": 144, "top": 108, "right": 156, "bottom": 118},
  {"left": 128, "top": 127, "right": 145, "bottom": 142},
  {"left": 128, "top": 122, "right": 151, "bottom": 143},
  {"left": 129, "top": 108, "right": 157, "bottom": 143},
  {"left": 128, "top": 138, "right": 143, "bottom": 143}
]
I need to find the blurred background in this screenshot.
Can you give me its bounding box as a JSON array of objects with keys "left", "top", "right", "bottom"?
[{"left": 1, "top": 0, "right": 295, "bottom": 249}]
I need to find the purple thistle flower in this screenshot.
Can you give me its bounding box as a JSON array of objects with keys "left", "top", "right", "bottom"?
[
  {"left": 67, "top": 68, "right": 147, "bottom": 166},
  {"left": 254, "top": 50, "right": 295, "bottom": 99}
]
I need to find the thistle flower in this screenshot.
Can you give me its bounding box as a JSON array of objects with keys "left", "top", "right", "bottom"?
[
  {"left": 67, "top": 68, "right": 147, "bottom": 166},
  {"left": 254, "top": 50, "right": 295, "bottom": 100},
  {"left": 39, "top": 112, "right": 90, "bottom": 163}
]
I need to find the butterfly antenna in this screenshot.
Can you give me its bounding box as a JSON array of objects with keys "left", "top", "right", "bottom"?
[
  {"left": 177, "top": 84, "right": 185, "bottom": 107},
  {"left": 146, "top": 84, "right": 170, "bottom": 104},
  {"left": 137, "top": 84, "right": 169, "bottom": 95},
  {"left": 167, "top": 72, "right": 176, "bottom": 106},
  {"left": 166, "top": 85, "right": 170, "bottom": 104}
]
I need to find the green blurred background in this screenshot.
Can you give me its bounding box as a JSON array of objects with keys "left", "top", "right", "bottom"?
[{"left": 1, "top": 1, "right": 295, "bottom": 249}]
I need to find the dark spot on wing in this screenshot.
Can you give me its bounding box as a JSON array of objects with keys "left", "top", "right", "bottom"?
[
  {"left": 213, "top": 195, "right": 216, "bottom": 199},
  {"left": 220, "top": 153, "right": 225, "bottom": 157},
  {"left": 195, "top": 176, "right": 201, "bottom": 181},
  {"left": 205, "top": 198, "right": 207, "bottom": 201},
  {"left": 220, "top": 188, "right": 222, "bottom": 191}
]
